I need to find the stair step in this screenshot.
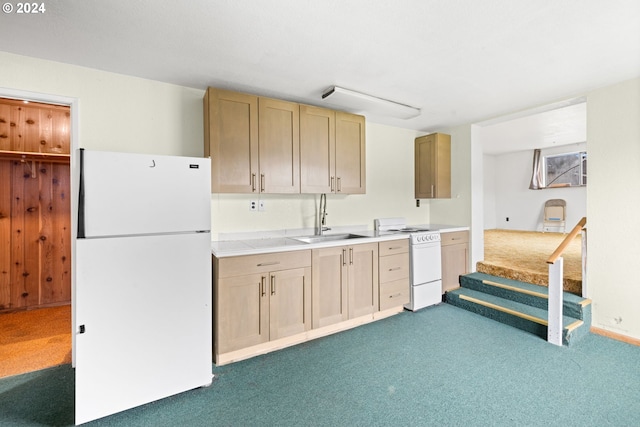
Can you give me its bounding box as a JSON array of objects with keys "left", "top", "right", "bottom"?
[
  {"left": 446, "top": 287, "right": 588, "bottom": 345},
  {"left": 459, "top": 272, "right": 591, "bottom": 322}
]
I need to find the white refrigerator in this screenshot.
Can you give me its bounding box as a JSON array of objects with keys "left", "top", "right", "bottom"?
[{"left": 74, "top": 149, "right": 212, "bottom": 424}]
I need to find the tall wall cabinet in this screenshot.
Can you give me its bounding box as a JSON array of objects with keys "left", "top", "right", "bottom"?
[
  {"left": 415, "top": 132, "right": 451, "bottom": 199},
  {"left": 204, "top": 87, "right": 365, "bottom": 194},
  {"left": 0, "top": 98, "right": 71, "bottom": 312}
]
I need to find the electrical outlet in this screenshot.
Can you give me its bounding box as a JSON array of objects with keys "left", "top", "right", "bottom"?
[
  {"left": 506, "top": 217, "right": 509, "bottom": 222},
  {"left": 250, "top": 200, "right": 257, "bottom": 211},
  {"left": 259, "top": 200, "right": 265, "bottom": 211}
]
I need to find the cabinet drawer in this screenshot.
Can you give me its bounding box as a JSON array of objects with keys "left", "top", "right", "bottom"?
[
  {"left": 379, "top": 252, "right": 409, "bottom": 283},
  {"left": 378, "top": 239, "right": 409, "bottom": 256},
  {"left": 217, "top": 250, "right": 311, "bottom": 278},
  {"left": 379, "top": 279, "right": 409, "bottom": 310},
  {"left": 440, "top": 231, "right": 469, "bottom": 246}
]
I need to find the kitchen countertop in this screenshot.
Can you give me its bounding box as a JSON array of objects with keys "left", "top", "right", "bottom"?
[{"left": 211, "top": 224, "right": 469, "bottom": 258}]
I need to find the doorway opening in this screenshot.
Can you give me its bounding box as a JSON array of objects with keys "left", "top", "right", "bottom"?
[
  {"left": 473, "top": 98, "right": 587, "bottom": 293},
  {"left": 0, "top": 96, "right": 73, "bottom": 378}
]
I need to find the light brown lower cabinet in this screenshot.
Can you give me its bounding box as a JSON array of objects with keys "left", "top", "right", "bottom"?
[
  {"left": 311, "top": 242, "right": 378, "bottom": 328},
  {"left": 214, "top": 251, "right": 311, "bottom": 356},
  {"left": 378, "top": 239, "right": 410, "bottom": 310},
  {"left": 441, "top": 231, "right": 469, "bottom": 293},
  {"left": 213, "top": 240, "right": 413, "bottom": 365}
]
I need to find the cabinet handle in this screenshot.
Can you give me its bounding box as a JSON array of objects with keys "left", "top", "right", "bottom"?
[
  {"left": 260, "top": 276, "right": 266, "bottom": 297},
  {"left": 337, "top": 177, "right": 342, "bottom": 192},
  {"left": 257, "top": 261, "right": 280, "bottom": 267},
  {"left": 431, "top": 184, "right": 434, "bottom": 198},
  {"left": 349, "top": 247, "right": 353, "bottom": 265},
  {"left": 252, "top": 173, "right": 256, "bottom": 192},
  {"left": 388, "top": 246, "right": 402, "bottom": 250},
  {"left": 389, "top": 293, "right": 401, "bottom": 298},
  {"left": 270, "top": 275, "right": 276, "bottom": 295},
  {"left": 388, "top": 267, "right": 401, "bottom": 271},
  {"left": 451, "top": 238, "right": 461, "bottom": 241},
  {"left": 342, "top": 249, "right": 347, "bottom": 266},
  {"left": 260, "top": 174, "right": 265, "bottom": 192},
  {"left": 330, "top": 176, "right": 335, "bottom": 192}
]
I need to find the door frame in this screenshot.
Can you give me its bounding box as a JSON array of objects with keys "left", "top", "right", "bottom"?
[{"left": 0, "top": 87, "right": 79, "bottom": 366}]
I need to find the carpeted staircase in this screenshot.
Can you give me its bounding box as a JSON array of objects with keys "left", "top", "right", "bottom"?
[{"left": 446, "top": 272, "right": 591, "bottom": 346}]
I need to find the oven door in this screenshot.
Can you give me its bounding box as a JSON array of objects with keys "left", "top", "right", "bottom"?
[{"left": 410, "top": 242, "right": 442, "bottom": 285}]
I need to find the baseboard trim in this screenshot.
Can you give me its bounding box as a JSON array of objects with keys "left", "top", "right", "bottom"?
[{"left": 591, "top": 326, "right": 640, "bottom": 346}]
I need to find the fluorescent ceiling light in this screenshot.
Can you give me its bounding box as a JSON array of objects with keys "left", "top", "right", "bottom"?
[{"left": 322, "top": 86, "right": 420, "bottom": 120}]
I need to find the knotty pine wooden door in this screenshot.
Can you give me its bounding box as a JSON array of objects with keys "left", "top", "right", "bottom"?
[{"left": 0, "top": 99, "right": 71, "bottom": 312}]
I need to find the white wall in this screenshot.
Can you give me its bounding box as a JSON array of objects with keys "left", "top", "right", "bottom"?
[
  {"left": 429, "top": 124, "right": 472, "bottom": 227},
  {"left": 483, "top": 154, "right": 497, "bottom": 229},
  {"left": 587, "top": 77, "right": 640, "bottom": 340},
  {"left": 0, "top": 52, "right": 204, "bottom": 158},
  {"left": 486, "top": 144, "right": 587, "bottom": 231},
  {"left": 429, "top": 124, "right": 475, "bottom": 271}
]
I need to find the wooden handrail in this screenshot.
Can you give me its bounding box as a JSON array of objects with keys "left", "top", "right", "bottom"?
[{"left": 547, "top": 217, "right": 587, "bottom": 264}]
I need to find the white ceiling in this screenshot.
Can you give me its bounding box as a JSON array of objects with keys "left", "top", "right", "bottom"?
[
  {"left": 1, "top": 1, "right": 638, "bottom": 153},
  {"left": 478, "top": 100, "right": 587, "bottom": 155}
]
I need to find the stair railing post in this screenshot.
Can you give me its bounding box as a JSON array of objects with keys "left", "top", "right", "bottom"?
[
  {"left": 548, "top": 257, "right": 564, "bottom": 346},
  {"left": 581, "top": 228, "right": 587, "bottom": 298}
]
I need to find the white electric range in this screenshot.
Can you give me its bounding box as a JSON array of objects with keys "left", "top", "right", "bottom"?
[{"left": 375, "top": 218, "right": 442, "bottom": 311}]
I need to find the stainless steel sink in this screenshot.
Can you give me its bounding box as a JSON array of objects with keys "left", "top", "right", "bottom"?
[{"left": 292, "top": 233, "right": 366, "bottom": 244}]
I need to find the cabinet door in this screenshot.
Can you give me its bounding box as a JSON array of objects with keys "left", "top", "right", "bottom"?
[
  {"left": 441, "top": 243, "right": 469, "bottom": 293},
  {"left": 415, "top": 133, "right": 451, "bottom": 199},
  {"left": 311, "top": 246, "right": 348, "bottom": 328},
  {"left": 415, "top": 134, "right": 436, "bottom": 198},
  {"left": 217, "top": 273, "right": 269, "bottom": 353},
  {"left": 258, "top": 97, "right": 300, "bottom": 193},
  {"left": 300, "top": 105, "right": 335, "bottom": 193},
  {"left": 269, "top": 267, "right": 311, "bottom": 339},
  {"left": 204, "top": 88, "right": 258, "bottom": 193},
  {"left": 348, "top": 243, "right": 379, "bottom": 318},
  {"left": 335, "top": 112, "right": 366, "bottom": 194}
]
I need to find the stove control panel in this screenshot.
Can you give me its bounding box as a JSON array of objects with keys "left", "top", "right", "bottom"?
[{"left": 411, "top": 232, "right": 441, "bottom": 244}]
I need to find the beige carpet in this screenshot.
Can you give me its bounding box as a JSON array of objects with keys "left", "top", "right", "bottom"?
[
  {"left": 0, "top": 305, "right": 71, "bottom": 378},
  {"left": 478, "top": 229, "right": 583, "bottom": 295}
]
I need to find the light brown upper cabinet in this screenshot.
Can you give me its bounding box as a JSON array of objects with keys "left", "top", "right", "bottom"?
[
  {"left": 204, "top": 87, "right": 300, "bottom": 193},
  {"left": 415, "top": 132, "right": 451, "bottom": 199},
  {"left": 258, "top": 97, "right": 300, "bottom": 193},
  {"left": 300, "top": 105, "right": 365, "bottom": 194}
]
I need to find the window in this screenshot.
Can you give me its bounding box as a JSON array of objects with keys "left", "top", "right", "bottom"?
[{"left": 544, "top": 151, "right": 587, "bottom": 187}]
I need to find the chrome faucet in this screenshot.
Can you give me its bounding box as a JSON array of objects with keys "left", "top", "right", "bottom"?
[{"left": 318, "top": 193, "right": 330, "bottom": 235}]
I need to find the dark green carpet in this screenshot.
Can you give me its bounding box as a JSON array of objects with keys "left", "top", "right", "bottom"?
[{"left": 1, "top": 304, "right": 639, "bottom": 426}]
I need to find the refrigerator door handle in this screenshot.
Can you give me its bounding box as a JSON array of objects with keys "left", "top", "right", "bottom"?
[{"left": 78, "top": 148, "right": 87, "bottom": 238}]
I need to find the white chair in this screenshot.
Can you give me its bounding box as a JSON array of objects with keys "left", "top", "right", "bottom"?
[{"left": 543, "top": 199, "right": 566, "bottom": 233}]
